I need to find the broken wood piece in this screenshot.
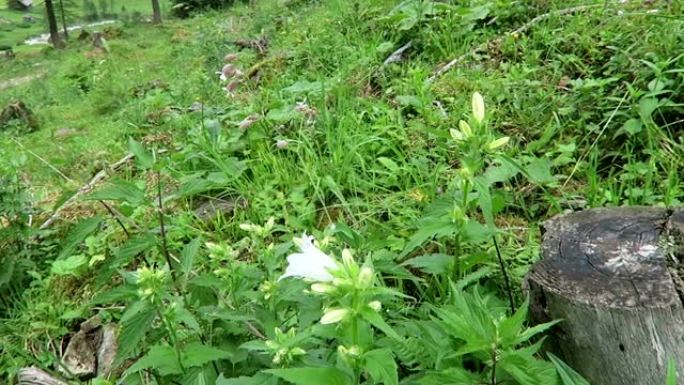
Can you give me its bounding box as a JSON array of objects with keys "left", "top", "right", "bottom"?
[
  {"left": 426, "top": 4, "right": 598, "bottom": 83},
  {"left": 18, "top": 367, "right": 67, "bottom": 385},
  {"left": 526, "top": 207, "right": 684, "bottom": 385}
]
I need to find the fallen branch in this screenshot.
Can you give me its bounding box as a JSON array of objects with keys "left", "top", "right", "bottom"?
[
  {"left": 383, "top": 41, "right": 412, "bottom": 67},
  {"left": 39, "top": 153, "right": 134, "bottom": 229},
  {"left": 426, "top": 4, "right": 599, "bottom": 83},
  {"left": 18, "top": 367, "right": 67, "bottom": 385}
]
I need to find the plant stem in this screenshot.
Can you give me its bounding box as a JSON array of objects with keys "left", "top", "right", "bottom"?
[
  {"left": 492, "top": 235, "right": 515, "bottom": 314},
  {"left": 156, "top": 171, "right": 181, "bottom": 293}
]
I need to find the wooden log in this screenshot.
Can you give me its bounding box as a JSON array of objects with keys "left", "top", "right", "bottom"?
[
  {"left": 17, "top": 367, "right": 67, "bottom": 385},
  {"left": 526, "top": 207, "right": 684, "bottom": 385}
]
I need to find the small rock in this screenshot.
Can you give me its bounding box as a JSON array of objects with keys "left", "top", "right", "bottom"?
[
  {"left": 60, "top": 331, "right": 97, "bottom": 379},
  {"left": 188, "top": 101, "right": 204, "bottom": 112},
  {"left": 97, "top": 324, "right": 118, "bottom": 378},
  {"left": 54, "top": 128, "right": 78, "bottom": 138},
  {"left": 194, "top": 197, "right": 247, "bottom": 223}
]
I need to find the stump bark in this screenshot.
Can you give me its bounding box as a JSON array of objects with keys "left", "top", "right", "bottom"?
[{"left": 527, "top": 207, "right": 684, "bottom": 385}]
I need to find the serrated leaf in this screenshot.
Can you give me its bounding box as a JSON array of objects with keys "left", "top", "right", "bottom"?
[
  {"left": 58, "top": 217, "right": 102, "bottom": 260},
  {"left": 364, "top": 349, "right": 398, "bottom": 385},
  {"left": 181, "top": 342, "right": 233, "bottom": 367},
  {"left": 128, "top": 137, "right": 154, "bottom": 169},
  {"left": 86, "top": 179, "right": 146, "bottom": 206},
  {"left": 265, "top": 367, "right": 350, "bottom": 385},
  {"left": 524, "top": 157, "right": 556, "bottom": 185},
  {"left": 548, "top": 353, "right": 591, "bottom": 385},
  {"left": 402, "top": 254, "right": 452, "bottom": 275},
  {"left": 360, "top": 307, "right": 401, "bottom": 340},
  {"left": 124, "top": 344, "right": 182, "bottom": 377},
  {"left": 282, "top": 80, "right": 329, "bottom": 95},
  {"left": 216, "top": 373, "right": 279, "bottom": 385},
  {"left": 116, "top": 303, "right": 157, "bottom": 364},
  {"left": 401, "top": 215, "right": 459, "bottom": 256},
  {"left": 51, "top": 254, "right": 88, "bottom": 276},
  {"left": 180, "top": 238, "right": 201, "bottom": 281}
]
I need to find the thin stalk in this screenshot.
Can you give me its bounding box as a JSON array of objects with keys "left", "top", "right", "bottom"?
[
  {"left": 156, "top": 171, "right": 180, "bottom": 293},
  {"left": 492, "top": 235, "right": 515, "bottom": 314}
]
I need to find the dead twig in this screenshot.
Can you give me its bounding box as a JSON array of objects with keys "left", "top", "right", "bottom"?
[
  {"left": 426, "top": 4, "right": 599, "bottom": 83},
  {"left": 39, "top": 153, "right": 134, "bottom": 229}
]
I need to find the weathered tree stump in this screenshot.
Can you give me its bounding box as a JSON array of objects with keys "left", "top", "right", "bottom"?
[{"left": 527, "top": 207, "right": 684, "bottom": 385}]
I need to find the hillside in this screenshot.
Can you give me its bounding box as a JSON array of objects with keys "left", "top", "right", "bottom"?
[{"left": 1, "top": 0, "right": 683, "bottom": 384}]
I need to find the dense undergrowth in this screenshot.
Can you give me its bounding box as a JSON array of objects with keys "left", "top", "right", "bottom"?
[{"left": 1, "top": 0, "right": 683, "bottom": 384}]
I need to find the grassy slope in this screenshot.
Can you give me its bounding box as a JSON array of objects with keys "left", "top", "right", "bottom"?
[{"left": 0, "top": 0, "right": 683, "bottom": 380}]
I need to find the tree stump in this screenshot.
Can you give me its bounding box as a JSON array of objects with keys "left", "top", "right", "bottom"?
[{"left": 527, "top": 207, "right": 684, "bottom": 385}]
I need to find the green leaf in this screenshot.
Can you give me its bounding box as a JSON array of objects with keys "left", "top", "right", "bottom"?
[
  {"left": 401, "top": 215, "right": 459, "bottom": 256},
  {"left": 180, "top": 238, "right": 201, "bottom": 280},
  {"left": 360, "top": 307, "right": 401, "bottom": 340},
  {"left": 87, "top": 179, "right": 146, "bottom": 206},
  {"left": 265, "top": 367, "right": 351, "bottom": 385},
  {"left": 524, "top": 157, "right": 556, "bottom": 185},
  {"left": 51, "top": 254, "right": 88, "bottom": 276},
  {"left": 124, "top": 344, "right": 182, "bottom": 377},
  {"left": 181, "top": 342, "right": 233, "bottom": 367},
  {"left": 498, "top": 297, "right": 529, "bottom": 347},
  {"left": 282, "top": 80, "right": 329, "bottom": 95},
  {"left": 666, "top": 357, "right": 677, "bottom": 385},
  {"left": 116, "top": 302, "right": 157, "bottom": 364},
  {"left": 548, "top": 353, "right": 591, "bottom": 385},
  {"left": 363, "top": 349, "right": 398, "bottom": 385},
  {"left": 402, "top": 254, "right": 452, "bottom": 275},
  {"left": 128, "top": 137, "right": 154, "bottom": 169},
  {"left": 499, "top": 349, "right": 559, "bottom": 385},
  {"left": 58, "top": 217, "right": 102, "bottom": 260},
  {"left": 418, "top": 368, "right": 481, "bottom": 385},
  {"left": 180, "top": 365, "right": 217, "bottom": 385},
  {"left": 216, "top": 373, "right": 278, "bottom": 385}
]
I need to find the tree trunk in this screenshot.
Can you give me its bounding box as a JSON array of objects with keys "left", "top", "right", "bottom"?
[
  {"left": 526, "top": 207, "right": 684, "bottom": 385},
  {"left": 151, "top": 0, "right": 162, "bottom": 24},
  {"left": 58, "top": 0, "right": 68, "bottom": 41},
  {"left": 44, "top": 0, "right": 63, "bottom": 48}
]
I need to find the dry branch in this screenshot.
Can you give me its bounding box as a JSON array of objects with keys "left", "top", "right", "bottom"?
[
  {"left": 39, "top": 153, "right": 134, "bottom": 229},
  {"left": 17, "top": 367, "right": 67, "bottom": 385},
  {"left": 427, "top": 4, "right": 598, "bottom": 83}
]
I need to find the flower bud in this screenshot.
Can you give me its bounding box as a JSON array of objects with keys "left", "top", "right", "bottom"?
[
  {"left": 311, "top": 283, "right": 335, "bottom": 294},
  {"left": 449, "top": 128, "right": 464, "bottom": 142},
  {"left": 458, "top": 120, "right": 473, "bottom": 137},
  {"left": 358, "top": 266, "right": 373, "bottom": 287},
  {"left": 368, "top": 301, "right": 382, "bottom": 312},
  {"left": 320, "top": 308, "right": 349, "bottom": 324},
  {"left": 487, "top": 136, "right": 510, "bottom": 151},
  {"left": 472, "top": 92, "right": 485, "bottom": 124}
]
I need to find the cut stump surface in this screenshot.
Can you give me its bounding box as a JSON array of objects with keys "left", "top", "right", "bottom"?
[{"left": 527, "top": 207, "right": 684, "bottom": 385}]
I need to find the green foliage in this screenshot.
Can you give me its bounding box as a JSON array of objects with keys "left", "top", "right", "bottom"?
[{"left": 1, "top": 0, "right": 683, "bottom": 384}]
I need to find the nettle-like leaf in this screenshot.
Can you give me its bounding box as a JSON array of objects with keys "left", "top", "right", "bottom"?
[
  {"left": 216, "top": 373, "right": 278, "bottom": 385},
  {"left": 182, "top": 342, "right": 233, "bottom": 367},
  {"left": 265, "top": 367, "right": 351, "bottom": 385},
  {"left": 51, "top": 254, "right": 88, "bottom": 276},
  {"left": 498, "top": 349, "right": 559, "bottom": 385},
  {"left": 418, "top": 367, "right": 482, "bottom": 385},
  {"left": 86, "top": 178, "right": 147, "bottom": 206},
  {"left": 116, "top": 301, "right": 157, "bottom": 364},
  {"left": 363, "top": 348, "right": 398, "bottom": 385},
  {"left": 548, "top": 353, "right": 591, "bottom": 385},
  {"left": 128, "top": 137, "right": 154, "bottom": 169},
  {"left": 58, "top": 216, "right": 102, "bottom": 260},
  {"left": 402, "top": 254, "right": 453, "bottom": 275},
  {"left": 124, "top": 344, "right": 182, "bottom": 377}
]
